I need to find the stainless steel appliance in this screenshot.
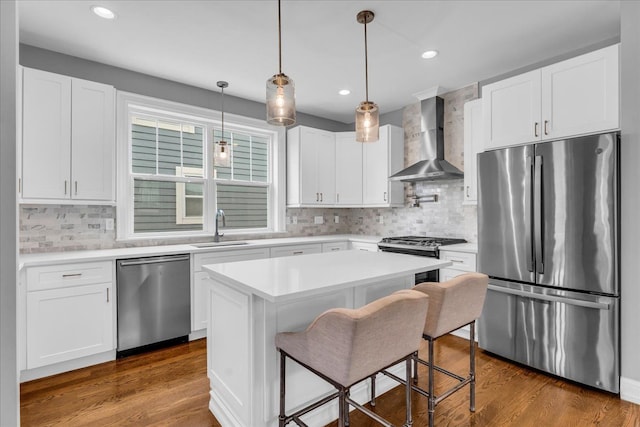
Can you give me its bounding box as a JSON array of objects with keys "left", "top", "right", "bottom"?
[
  {"left": 477, "top": 132, "right": 619, "bottom": 393},
  {"left": 378, "top": 236, "right": 467, "bottom": 282},
  {"left": 116, "top": 254, "right": 191, "bottom": 357}
]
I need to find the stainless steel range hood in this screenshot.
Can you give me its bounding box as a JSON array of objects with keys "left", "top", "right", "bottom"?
[{"left": 389, "top": 96, "right": 463, "bottom": 182}]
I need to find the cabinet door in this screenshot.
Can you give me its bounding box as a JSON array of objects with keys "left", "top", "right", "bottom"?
[
  {"left": 298, "top": 127, "right": 334, "bottom": 205},
  {"left": 26, "top": 283, "right": 113, "bottom": 368},
  {"left": 71, "top": 79, "right": 115, "bottom": 201},
  {"left": 363, "top": 126, "right": 390, "bottom": 205},
  {"left": 193, "top": 249, "right": 269, "bottom": 331},
  {"left": 321, "top": 241, "right": 349, "bottom": 252},
  {"left": 22, "top": 68, "right": 71, "bottom": 199},
  {"left": 335, "top": 132, "right": 362, "bottom": 205},
  {"left": 315, "top": 130, "right": 336, "bottom": 205},
  {"left": 541, "top": 44, "right": 619, "bottom": 140},
  {"left": 463, "top": 99, "right": 482, "bottom": 204},
  {"left": 483, "top": 70, "right": 541, "bottom": 150}
]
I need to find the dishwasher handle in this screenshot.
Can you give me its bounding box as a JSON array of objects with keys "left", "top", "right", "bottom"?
[
  {"left": 487, "top": 284, "right": 610, "bottom": 310},
  {"left": 118, "top": 254, "right": 190, "bottom": 267}
]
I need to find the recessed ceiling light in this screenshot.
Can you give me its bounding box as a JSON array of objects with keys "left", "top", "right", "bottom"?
[
  {"left": 338, "top": 89, "right": 351, "bottom": 96},
  {"left": 91, "top": 6, "right": 116, "bottom": 20},
  {"left": 421, "top": 50, "right": 438, "bottom": 59}
]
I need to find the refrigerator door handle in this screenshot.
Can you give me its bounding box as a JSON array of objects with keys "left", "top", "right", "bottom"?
[
  {"left": 534, "top": 155, "right": 544, "bottom": 274},
  {"left": 487, "top": 284, "right": 610, "bottom": 310},
  {"left": 525, "top": 156, "right": 534, "bottom": 272}
]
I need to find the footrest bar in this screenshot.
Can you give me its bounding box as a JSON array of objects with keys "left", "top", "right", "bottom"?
[
  {"left": 345, "top": 396, "right": 394, "bottom": 427},
  {"left": 284, "top": 391, "right": 340, "bottom": 425}
]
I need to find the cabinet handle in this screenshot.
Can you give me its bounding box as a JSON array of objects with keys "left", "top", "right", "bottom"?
[
  {"left": 383, "top": 191, "right": 387, "bottom": 202},
  {"left": 18, "top": 178, "right": 21, "bottom": 194},
  {"left": 337, "top": 193, "right": 339, "bottom": 203},
  {"left": 316, "top": 193, "right": 319, "bottom": 202},
  {"left": 106, "top": 288, "right": 110, "bottom": 303},
  {"left": 75, "top": 181, "right": 78, "bottom": 195},
  {"left": 62, "top": 273, "right": 82, "bottom": 278},
  {"left": 450, "top": 258, "right": 465, "bottom": 263},
  {"left": 331, "top": 247, "right": 340, "bottom": 251},
  {"left": 293, "top": 251, "right": 304, "bottom": 255},
  {"left": 320, "top": 192, "right": 323, "bottom": 202},
  {"left": 534, "top": 122, "right": 539, "bottom": 137},
  {"left": 64, "top": 180, "right": 68, "bottom": 195},
  {"left": 544, "top": 120, "right": 549, "bottom": 135},
  {"left": 466, "top": 186, "right": 470, "bottom": 198}
]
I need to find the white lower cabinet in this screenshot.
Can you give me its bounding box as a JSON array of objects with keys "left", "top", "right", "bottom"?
[
  {"left": 438, "top": 248, "right": 478, "bottom": 340},
  {"left": 321, "top": 241, "right": 348, "bottom": 252},
  {"left": 25, "top": 261, "right": 114, "bottom": 369},
  {"left": 192, "top": 248, "right": 270, "bottom": 332},
  {"left": 350, "top": 241, "right": 379, "bottom": 252}
]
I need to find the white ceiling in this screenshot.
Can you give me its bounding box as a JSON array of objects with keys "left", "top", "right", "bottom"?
[{"left": 18, "top": 0, "right": 620, "bottom": 124}]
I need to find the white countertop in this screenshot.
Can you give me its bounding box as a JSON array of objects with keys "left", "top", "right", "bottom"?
[
  {"left": 203, "top": 250, "right": 451, "bottom": 303},
  {"left": 19, "top": 235, "right": 381, "bottom": 268}
]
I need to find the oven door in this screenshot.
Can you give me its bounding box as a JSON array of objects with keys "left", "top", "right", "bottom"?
[
  {"left": 377, "top": 245, "right": 440, "bottom": 283},
  {"left": 415, "top": 269, "right": 439, "bottom": 284}
]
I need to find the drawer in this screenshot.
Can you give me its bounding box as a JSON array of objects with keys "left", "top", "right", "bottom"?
[
  {"left": 349, "top": 241, "right": 379, "bottom": 252},
  {"left": 270, "top": 244, "right": 322, "bottom": 258},
  {"left": 194, "top": 248, "right": 270, "bottom": 271},
  {"left": 322, "top": 242, "right": 348, "bottom": 252},
  {"left": 26, "top": 261, "right": 113, "bottom": 291},
  {"left": 439, "top": 250, "right": 476, "bottom": 272}
]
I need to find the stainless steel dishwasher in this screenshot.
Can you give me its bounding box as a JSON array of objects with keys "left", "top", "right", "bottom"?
[{"left": 116, "top": 254, "right": 190, "bottom": 357}]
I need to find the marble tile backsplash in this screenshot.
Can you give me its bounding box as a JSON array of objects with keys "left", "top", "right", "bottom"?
[{"left": 19, "top": 83, "right": 479, "bottom": 253}]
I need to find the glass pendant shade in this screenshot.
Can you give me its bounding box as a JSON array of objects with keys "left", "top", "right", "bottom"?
[
  {"left": 213, "top": 140, "right": 230, "bottom": 168},
  {"left": 266, "top": 73, "right": 295, "bottom": 126},
  {"left": 355, "top": 100, "right": 379, "bottom": 142}
]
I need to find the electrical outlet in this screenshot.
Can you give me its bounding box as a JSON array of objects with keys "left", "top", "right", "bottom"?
[
  {"left": 105, "top": 218, "right": 114, "bottom": 231},
  {"left": 378, "top": 215, "right": 384, "bottom": 224},
  {"left": 286, "top": 216, "right": 291, "bottom": 225},
  {"left": 334, "top": 215, "right": 340, "bottom": 224},
  {"left": 292, "top": 216, "right": 297, "bottom": 224},
  {"left": 314, "top": 216, "right": 324, "bottom": 224}
]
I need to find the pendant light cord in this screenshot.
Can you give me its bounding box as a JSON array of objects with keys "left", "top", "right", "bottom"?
[
  {"left": 221, "top": 86, "right": 224, "bottom": 137},
  {"left": 278, "top": 0, "right": 282, "bottom": 74},
  {"left": 364, "top": 17, "right": 369, "bottom": 103}
]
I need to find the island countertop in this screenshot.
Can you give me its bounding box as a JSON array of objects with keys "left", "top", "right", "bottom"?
[{"left": 203, "top": 250, "right": 451, "bottom": 303}]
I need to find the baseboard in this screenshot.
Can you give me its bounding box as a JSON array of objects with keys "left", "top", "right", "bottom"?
[
  {"left": 450, "top": 325, "right": 478, "bottom": 342},
  {"left": 189, "top": 329, "right": 207, "bottom": 340},
  {"left": 20, "top": 350, "right": 116, "bottom": 382},
  {"left": 620, "top": 376, "right": 640, "bottom": 404}
]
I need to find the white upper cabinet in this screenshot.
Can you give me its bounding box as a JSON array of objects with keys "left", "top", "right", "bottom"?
[
  {"left": 463, "top": 99, "right": 483, "bottom": 204},
  {"left": 541, "top": 45, "right": 619, "bottom": 140},
  {"left": 287, "top": 124, "right": 403, "bottom": 208},
  {"left": 483, "top": 70, "right": 541, "bottom": 149},
  {"left": 335, "top": 132, "right": 363, "bottom": 205},
  {"left": 21, "top": 68, "right": 115, "bottom": 203},
  {"left": 362, "top": 125, "right": 404, "bottom": 207},
  {"left": 483, "top": 44, "right": 619, "bottom": 150},
  {"left": 287, "top": 126, "right": 336, "bottom": 206}
]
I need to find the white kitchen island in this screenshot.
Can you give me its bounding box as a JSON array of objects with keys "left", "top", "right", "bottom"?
[{"left": 203, "top": 250, "right": 450, "bottom": 427}]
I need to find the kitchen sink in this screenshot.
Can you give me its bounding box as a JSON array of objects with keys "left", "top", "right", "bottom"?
[{"left": 190, "top": 241, "right": 249, "bottom": 248}]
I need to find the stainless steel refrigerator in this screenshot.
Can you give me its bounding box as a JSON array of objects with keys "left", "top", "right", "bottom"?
[{"left": 477, "top": 132, "right": 619, "bottom": 393}]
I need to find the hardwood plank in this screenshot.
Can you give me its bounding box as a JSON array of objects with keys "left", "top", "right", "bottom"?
[{"left": 20, "top": 335, "right": 639, "bottom": 426}]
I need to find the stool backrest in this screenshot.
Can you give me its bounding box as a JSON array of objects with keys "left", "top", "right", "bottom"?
[
  {"left": 414, "top": 272, "right": 488, "bottom": 339},
  {"left": 304, "top": 289, "right": 429, "bottom": 387}
]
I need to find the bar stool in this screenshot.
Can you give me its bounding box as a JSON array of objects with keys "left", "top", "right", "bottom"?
[
  {"left": 275, "top": 289, "right": 429, "bottom": 427},
  {"left": 376, "top": 272, "right": 488, "bottom": 427}
]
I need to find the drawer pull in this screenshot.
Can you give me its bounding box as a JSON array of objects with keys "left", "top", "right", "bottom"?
[
  {"left": 106, "top": 288, "right": 110, "bottom": 302},
  {"left": 450, "top": 259, "right": 465, "bottom": 263},
  {"left": 331, "top": 248, "right": 340, "bottom": 251},
  {"left": 62, "top": 273, "right": 82, "bottom": 278},
  {"left": 293, "top": 251, "right": 304, "bottom": 255}
]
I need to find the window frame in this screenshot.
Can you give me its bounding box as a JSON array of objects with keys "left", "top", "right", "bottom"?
[{"left": 116, "top": 91, "right": 285, "bottom": 241}]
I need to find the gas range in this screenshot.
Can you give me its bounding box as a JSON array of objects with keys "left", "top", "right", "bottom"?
[{"left": 378, "top": 236, "right": 467, "bottom": 257}]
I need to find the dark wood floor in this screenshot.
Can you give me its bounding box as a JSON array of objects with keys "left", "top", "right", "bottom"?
[{"left": 21, "top": 336, "right": 639, "bottom": 426}]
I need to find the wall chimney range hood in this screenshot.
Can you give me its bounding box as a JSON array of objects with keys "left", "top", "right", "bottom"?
[{"left": 389, "top": 96, "right": 464, "bottom": 182}]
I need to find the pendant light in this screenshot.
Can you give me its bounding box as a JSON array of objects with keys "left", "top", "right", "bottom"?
[
  {"left": 214, "top": 81, "right": 231, "bottom": 168},
  {"left": 355, "top": 10, "right": 379, "bottom": 142},
  {"left": 266, "top": 0, "right": 296, "bottom": 126}
]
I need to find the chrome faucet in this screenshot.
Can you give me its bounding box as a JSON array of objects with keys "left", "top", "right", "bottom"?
[{"left": 214, "top": 209, "right": 225, "bottom": 242}]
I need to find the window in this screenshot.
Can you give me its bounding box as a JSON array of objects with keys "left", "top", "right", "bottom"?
[{"left": 117, "top": 93, "right": 285, "bottom": 240}]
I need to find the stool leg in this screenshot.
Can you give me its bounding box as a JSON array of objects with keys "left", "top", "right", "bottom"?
[
  {"left": 370, "top": 374, "right": 376, "bottom": 407},
  {"left": 470, "top": 321, "right": 476, "bottom": 412},
  {"left": 413, "top": 350, "right": 419, "bottom": 384},
  {"left": 404, "top": 357, "right": 413, "bottom": 427},
  {"left": 338, "top": 389, "right": 346, "bottom": 427},
  {"left": 428, "top": 337, "right": 435, "bottom": 427},
  {"left": 345, "top": 389, "right": 350, "bottom": 426},
  {"left": 279, "top": 351, "right": 286, "bottom": 427}
]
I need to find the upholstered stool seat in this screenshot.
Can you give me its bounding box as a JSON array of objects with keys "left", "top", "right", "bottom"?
[
  {"left": 376, "top": 272, "right": 488, "bottom": 427},
  {"left": 275, "top": 289, "right": 430, "bottom": 427}
]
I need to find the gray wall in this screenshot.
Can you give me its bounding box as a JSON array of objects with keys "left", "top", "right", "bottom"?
[
  {"left": 0, "top": 0, "right": 19, "bottom": 424},
  {"left": 19, "top": 44, "right": 351, "bottom": 133},
  {"left": 620, "top": 1, "right": 640, "bottom": 392}
]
